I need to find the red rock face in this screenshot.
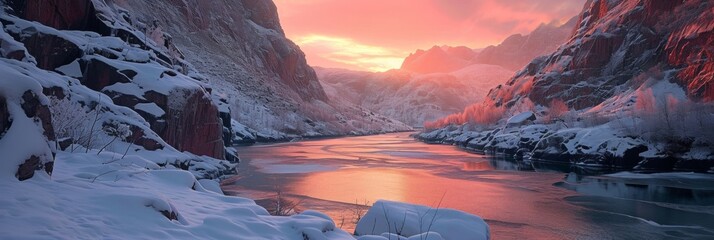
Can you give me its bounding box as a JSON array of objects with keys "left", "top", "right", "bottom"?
[
  {"left": 161, "top": 89, "right": 224, "bottom": 159},
  {"left": 262, "top": 35, "right": 328, "bottom": 101},
  {"left": 10, "top": 31, "right": 82, "bottom": 71},
  {"left": 485, "top": 0, "right": 714, "bottom": 110},
  {"left": 80, "top": 58, "right": 132, "bottom": 91},
  {"left": 10, "top": 0, "right": 94, "bottom": 30},
  {"left": 242, "top": 0, "right": 284, "bottom": 33},
  {"left": 21, "top": 91, "right": 55, "bottom": 142},
  {"left": 665, "top": 2, "right": 714, "bottom": 101},
  {"left": 0, "top": 96, "right": 9, "bottom": 137}
]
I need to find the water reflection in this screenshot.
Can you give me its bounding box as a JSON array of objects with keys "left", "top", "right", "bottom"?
[{"left": 223, "top": 132, "right": 714, "bottom": 239}]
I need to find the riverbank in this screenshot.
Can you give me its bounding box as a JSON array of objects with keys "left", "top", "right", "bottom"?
[{"left": 414, "top": 122, "right": 714, "bottom": 173}]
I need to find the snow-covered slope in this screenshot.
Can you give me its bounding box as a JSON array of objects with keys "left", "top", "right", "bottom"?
[
  {"left": 317, "top": 64, "right": 514, "bottom": 126},
  {"left": 420, "top": 0, "right": 714, "bottom": 172},
  {"left": 100, "top": 0, "right": 410, "bottom": 141}
]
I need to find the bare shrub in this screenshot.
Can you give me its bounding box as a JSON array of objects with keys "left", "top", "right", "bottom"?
[
  {"left": 263, "top": 188, "right": 302, "bottom": 216},
  {"left": 630, "top": 91, "right": 714, "bottom": 153},
  {"left": 424, "top": 98, "right": 505, "bottom": 129},
  {"left": 49, "top": 96, "right": 102, "bottom": 152},
  {"left": 544, "top": 99, "right": 570, "bottom": 125}
]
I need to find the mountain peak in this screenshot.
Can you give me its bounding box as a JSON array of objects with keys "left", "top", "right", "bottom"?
[{"left": 400, "top": 45, "right": 477, "bottom": 74}]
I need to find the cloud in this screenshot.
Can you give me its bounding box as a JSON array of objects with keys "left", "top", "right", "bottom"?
[
  {"left": 295, "top": 35, "right": 407, "bottom": 72},
  {"left": 274, "top": 0, "right": 586, "bottom": 71}
]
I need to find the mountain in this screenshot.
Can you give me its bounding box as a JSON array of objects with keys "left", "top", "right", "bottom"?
[
  {"left": 101, "top": 0, "right": 409, "bottom": 141},
  {"left": 473, "top": 17, "right": 578, "bottom": 71},
  {"left": 400, "top": 45, "right": 479, "bottom": 74},
  {"left": 319, "top": 15, "right": 579, "bottom": 127},
  {"left": 420, "top": 0, "right": 714, "bottom": 172},
  {"left": 316, "top": 64, "right": 513, "bottom": 126}
]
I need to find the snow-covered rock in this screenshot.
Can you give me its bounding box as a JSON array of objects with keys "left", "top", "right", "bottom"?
[
  {"left": 3, "top": 0, "right": 229, "bottom": 159},
  {"left": 506, "top": 111, "right": 536, "bottom": 126},
  {"left": 0, "top": 62, "right": 55, "bottom": 181},
  {"left": 354, "top": 200, "right": 490, "bottom": 240}
]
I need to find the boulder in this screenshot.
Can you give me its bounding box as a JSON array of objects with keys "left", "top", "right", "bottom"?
[
  {"left": 7, "top": 28, "right": 81, "bottom": 71},
  {"left": 7, "top": 0, "right": 95, "bottom": 30}
]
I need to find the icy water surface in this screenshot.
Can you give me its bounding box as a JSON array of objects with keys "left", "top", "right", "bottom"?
[{"left": 222, "top": 132, "right": 714, "bottom": 239}]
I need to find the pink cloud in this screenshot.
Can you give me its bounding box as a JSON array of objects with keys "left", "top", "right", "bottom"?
[{"left": 274, "top": 0, "right": 586, "bottom": 71}]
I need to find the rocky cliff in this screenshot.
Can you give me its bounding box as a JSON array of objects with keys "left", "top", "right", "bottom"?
[
  {"left": 491, "top": 0, "right": 713, "bottom": 109},
  {"left": 0, "top": 0, "right": 241, "bottom": 182},
  {"left": 5, "top": 0, "right": 229, "bottom": 159}
]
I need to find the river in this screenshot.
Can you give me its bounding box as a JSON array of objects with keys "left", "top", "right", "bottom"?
[{"left": 221, "top": 132, "right": 714, "bottom": 239}]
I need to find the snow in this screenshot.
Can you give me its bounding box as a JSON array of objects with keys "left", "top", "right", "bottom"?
[
  {"left": 0, "top": 152, "right": 355, "bottom": 239},
  {"left": 0, "top": 62, "right": 54, "bottom": 180},
  {"left": 354, "top": 200, "right": 490, "bottom": 240},
  {"left": 55, "top": 60, "right": 83, "bottom": 78},
  {"left": 506, "top": 111, "right": 534, "bottom": 125},
  {"left": 134, "top": 102, "right": 166, "bottom": 117}
]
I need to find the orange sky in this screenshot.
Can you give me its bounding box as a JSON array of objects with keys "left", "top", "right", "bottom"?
[{"left": 273, "top": 0, "right": 586, "bottom": 72}]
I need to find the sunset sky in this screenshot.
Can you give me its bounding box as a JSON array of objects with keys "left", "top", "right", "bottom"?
[{"left": 274, "top": 0, "right": 586, "bottom": 72}]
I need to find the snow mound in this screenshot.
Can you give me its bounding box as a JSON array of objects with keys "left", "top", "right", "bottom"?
[
  {"left": 506, "top": 111, "right": 535, "bottom": 125},
  {"left": 354, "top": 200, "right": 490, "bottom": 240}
]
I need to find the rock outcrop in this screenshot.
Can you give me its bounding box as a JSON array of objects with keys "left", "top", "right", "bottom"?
[{"left": 4, "top": 0, "right": 226, "bottom": 159}]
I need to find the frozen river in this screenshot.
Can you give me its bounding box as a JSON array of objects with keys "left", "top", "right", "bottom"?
[{"left": 222, "top": 132, "right": 714, "bottom": 239}]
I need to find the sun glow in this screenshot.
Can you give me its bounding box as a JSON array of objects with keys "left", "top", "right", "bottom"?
[{"left": 295, "top": 35, "right": 406, "bottom": 72}]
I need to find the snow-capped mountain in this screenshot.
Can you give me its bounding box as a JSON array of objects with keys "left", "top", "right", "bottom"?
[
  {"left": 316, "top": 64, "right": 513, "bottom": 126},
  {"left": 473, "top": 16, "right": 578, "bottom": 71},
  {"left": 420, "top": 0, "right": 714, "bottom": 172},
  {"left": 314, "top": 14, "right": 581, "bottom": 127}
]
